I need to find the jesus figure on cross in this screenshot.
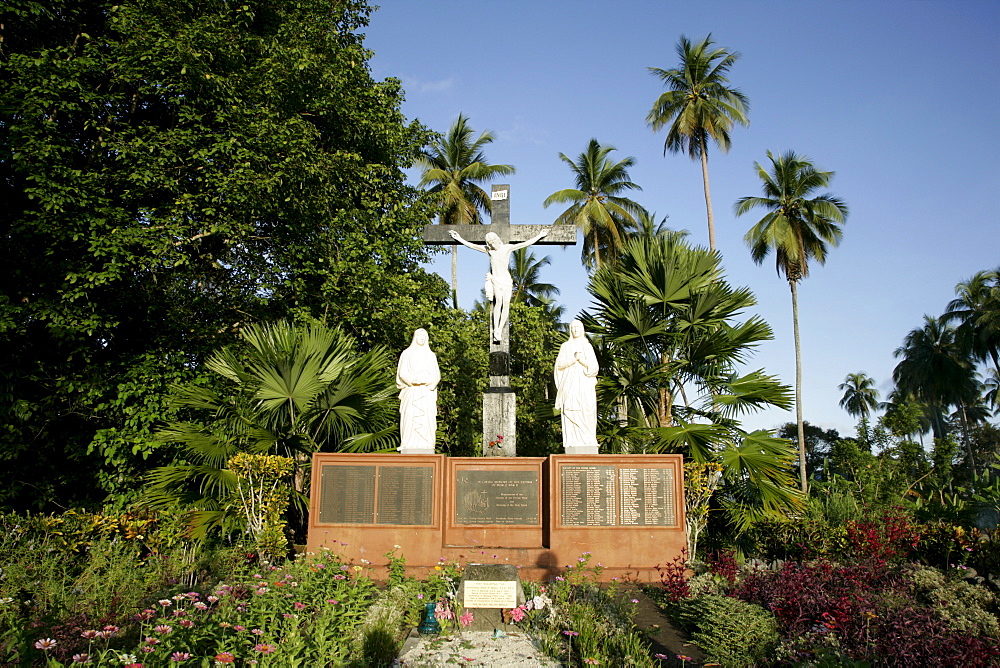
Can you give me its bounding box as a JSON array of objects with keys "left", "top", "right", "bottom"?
[{"left": 448, "top": 228, "right": 549, "bottom": 342}]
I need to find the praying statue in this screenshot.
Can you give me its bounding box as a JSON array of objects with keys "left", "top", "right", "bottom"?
[
  {"left": 448, "top": 228, "right": 548, "bottom": 342},
  {"left": 396, "top": 328, "right": 440, "bottom": 453},
  {"left": 554, "top": 319, "right": 600, "bottom": 453}
]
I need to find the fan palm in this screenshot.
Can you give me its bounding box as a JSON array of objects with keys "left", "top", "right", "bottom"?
[
  {"left": 838, "top": 372, "right": 880, "bottom": 420},
  {"left": 647, "top": 34, "right": 749, "bottom": 250},
  {"left": 145, "top": 320, "right": 397, "bottom": 537},
  {"left": 543, "top": 138, "right": 643, "bottom": 270},
  {"left": 510, "top": 247, "right": 560, "bottom": 308},
  {"left": 735, "top": 150, "right": 849, "bottom": 492},
  {"left": 416, "top": 114, "right": 515, "bottom": 305},
  {"left": 584, "top": 232, "right": 800, "bottom": 529},
  {"left": 942, "top": 268, "right": 1000, "bottom": 376}
]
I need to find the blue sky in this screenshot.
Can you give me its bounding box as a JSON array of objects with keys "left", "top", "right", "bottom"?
[{"left": 364, "top": 0, "right": 1000, "bottom": 438}]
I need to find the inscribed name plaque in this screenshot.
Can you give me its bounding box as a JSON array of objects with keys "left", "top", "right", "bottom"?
[
  {"left": 455, "top": 470, "right": 539, "bottom": 525},
  {"left": 377, "top": 466, "right": 434, "bottom": 526},
  {"left": 463, "top": 581, "right": 518, "bottom": 609},
  {"left": 560, "top": 465, "right": 616, "bottom": 526},
  {"left": 619, "top": 468, "right": 676, "bottom": 526},
  {"left": 319, "top": 465, "right": 376, "bottom": 524}
]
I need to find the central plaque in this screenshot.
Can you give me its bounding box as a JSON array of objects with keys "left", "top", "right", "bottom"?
[
  {"left": 455, "top": 470, "right": 539, "bottom": 525},
  {"left": 377, "top": 466, "right": 434, "bottom": 526}
]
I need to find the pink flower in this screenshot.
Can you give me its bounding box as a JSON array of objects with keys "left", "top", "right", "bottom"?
[
  {"left": 233, "top": 625, "right": 246, "bottom": 631},
  {"left": 72, "top": 654, "right": 92, "bottom": 663},
  {"left": 293, "top": 602, "right": 306, "bottom": 610},
  {"left": 509, "top": 606, "right": 526, "bottom": 622},
  {"left": 563, "top": 630, "right": 579, "bottom": 636},
  {"left": 145, "top": 637, "right": 160, "bottom": 645},
  {"left": 141, "top": 646, "right": 155, "bottom": 653},
  {"left": 80, "top": 630, "right": 99, "bottom": 639},
  {"left": 154, "top": 625, "right": 172, "bottom": 634},
  {"left": 178, "top": 619, "right": 194, "bottom": 628},
  {"left": 170, "top": 652, "right": 191, "bottom": 662},
  {"left": 251, "top": 628, "right": 264, "bottom": 635},
  {"left": 125, "top": 664, "right": 144, "bottom": 668},
  {"left": 194, "top": 602, "right": 208, "bottom": 610},
  {"left": 459, "top": 610, "right": 474, "bottom": 627},
  {"left": 158, "top": 599, "right": 172, "bottom": 607},
  {"left": 214, "top": 652, "right": 235, "bottom": 663},
  {"left": 254, "top": 643, "right": 277, "bottom": 654},
  {"left": 34, "top": 638, "right": 57, "bottom": 650}
]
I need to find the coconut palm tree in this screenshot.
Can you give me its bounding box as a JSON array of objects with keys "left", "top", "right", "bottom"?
[
  {"left": 510, "top": 247, "right": 560, "bottom": 308},
  {"left": 893, "top": 316, "right": 982, "bottom": 473},
  {"left": 735, "top": 150, "right": 849, "bottom": 492},
  {"left": 647, "top": 34, "right": 749, "bottom": 251},
  {"left": 416, "top": 114, "right": 515, "bottom": 305},
  {"left": 838, "top": 372, "right": 880, "bottom": 420},
  {"left": 942, "top": 268, "right": 1000, "bottom": 376},
  {"left": 543, "top": 138, "right": 644, "bottom": 270}
]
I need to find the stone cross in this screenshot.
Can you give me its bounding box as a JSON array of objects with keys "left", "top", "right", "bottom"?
[{"left": 423, "top": 184, "right": 576, "bottom": 455}]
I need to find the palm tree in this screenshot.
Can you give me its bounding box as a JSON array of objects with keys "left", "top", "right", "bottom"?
[
  {"left": 585, "top": 231, "right": 800, "bottom": 530},
  {"left": 543, "top": 138, "right": 644, "bottom": 270},
  {"left": 735, "top": 150, "right": 849, "bottom": 492},
  {"left": 146, "top": 321, "right": 397, "bottom": 537},
  {"left": 416, "top": 114, "right": 515, "bottom": 305},
  {"left": 942, "top": 268, "right": 1000, "bottom": 376},
  {"left": 893, "top": 316, "right": 981, "bottom": 472},
  {"left": 647, "top": 34, "right": 749, "bottom": 251},
  {"left": 838, "top": 372, "right": 880, "bottom": 420},
  {"left": 510, "top": 247, "right": 560, "bottom": 308}
]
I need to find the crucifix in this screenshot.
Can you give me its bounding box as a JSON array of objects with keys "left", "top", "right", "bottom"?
[{"left": 423, "top": 184, "right": 576, "bottom": 455}]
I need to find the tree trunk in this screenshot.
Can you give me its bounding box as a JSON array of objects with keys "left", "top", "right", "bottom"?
[
  {"left": 700, "top": 144, "right": 715, "bottom": 251},
  {"left": 790, "top": 280, "right": 807, "bottom": 492}
]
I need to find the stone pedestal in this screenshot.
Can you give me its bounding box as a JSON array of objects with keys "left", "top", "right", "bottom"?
[
  {"left": 564, "top": 444, "right": 599, "bottom": 455},
  {"left": 482, "top": 390, "right": 516, "bottom": 456}
]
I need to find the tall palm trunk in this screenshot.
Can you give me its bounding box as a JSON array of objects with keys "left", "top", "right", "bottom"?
[
  {"left": 700, "top": 144, "right": 716, "bottom": 251},
  {"left": 790, "top": 279, "right": 807, "bottom": 492}
]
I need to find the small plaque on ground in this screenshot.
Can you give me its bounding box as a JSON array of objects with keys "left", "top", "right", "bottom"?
[{"left": 463, "top": 581, "right": 518, "bottom": 609}]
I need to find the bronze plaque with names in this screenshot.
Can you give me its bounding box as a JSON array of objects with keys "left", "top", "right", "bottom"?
[
  {"left": 319, "top": 465, "right": 376, "bottom": 524},
  {"left": 618, "top": 468, "right": 676, "bottom": 526},
  {"left": 455, "top": 470, "right": 539, "bottom": 525},
  {"left": 560, "top": 465, "right": 616, "bottom": 526},
  {"left": 376, "top": 465, "right": 434, "bottom": 526}
]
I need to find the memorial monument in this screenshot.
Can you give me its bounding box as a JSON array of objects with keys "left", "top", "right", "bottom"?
[
  {"left": 306, "top": 185, "right": 687, "bottom": 584},
  {"left": 423, "top": 184, "right": 575, "bottom": 455}
]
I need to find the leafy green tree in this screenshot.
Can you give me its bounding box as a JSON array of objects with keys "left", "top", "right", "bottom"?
[
  {"left": 543, "top": 138, "right": 644, "bottom": 270},
  {"left": 647, "top": 34, "right": 749, "bottom": 250},
  {"left": 146, "top": 320, "right": 397, "bottom": 537},
  {"left": 777, "top": 421, "right": 841, "bottom": 480},
  {"left": 416, "top": 114, "right": 515, "bottom": 305},
  {"left": 0, "top": 0, "right": 439, "bottom": 510},
  {"left": 584, "top": 232, "right": 800, "bottom": 530},
  {"left": 736, "top": 150, "right": 849, "bottom": 491}
]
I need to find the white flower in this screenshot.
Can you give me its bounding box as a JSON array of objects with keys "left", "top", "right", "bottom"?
[{"left": 532, "top": 595, "right": 546, "bottom": 610}]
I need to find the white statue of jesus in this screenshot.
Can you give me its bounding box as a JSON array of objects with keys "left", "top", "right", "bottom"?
[{"left": 448, "top": 228, "right": 548, "bottom": 342}]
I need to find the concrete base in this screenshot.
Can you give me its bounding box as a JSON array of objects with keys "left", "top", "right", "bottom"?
[
  {"left": 564, "top": 445, "right": 599, "bottom": 455},
  {"left": 398, "top": 447, "right": 435, "bottom": 455},
  {"left": 482, "top": 390, "right": 516, "bottom": 456}
]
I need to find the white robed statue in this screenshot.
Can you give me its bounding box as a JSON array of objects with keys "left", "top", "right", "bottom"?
[
  {"left": 396, "top": 328, "right": 440, "bottom": 453},
  {"left": 554, "top": 319, "right": 600, "bottom": 453}
]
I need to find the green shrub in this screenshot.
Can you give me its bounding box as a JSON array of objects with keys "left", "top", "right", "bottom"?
[
  {"left": 909, "top": 566, "right": 999, "bottom": 637},
  {"left": 674, "top": 594, "right": 779, "bottom": 667}
]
